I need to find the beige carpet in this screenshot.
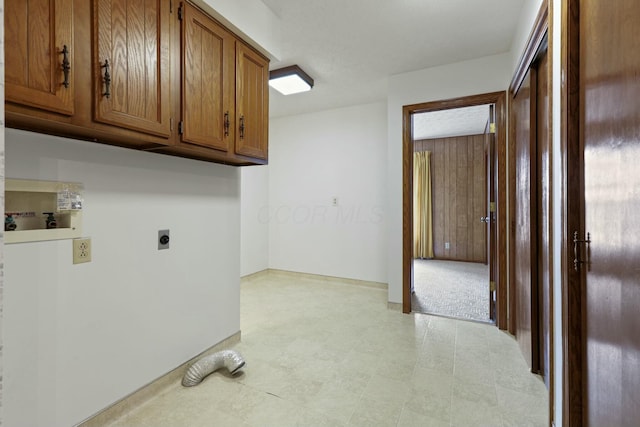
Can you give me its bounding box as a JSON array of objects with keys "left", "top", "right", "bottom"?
[{"left": 412, "top": 259, "right": 490, "bottom": 322}]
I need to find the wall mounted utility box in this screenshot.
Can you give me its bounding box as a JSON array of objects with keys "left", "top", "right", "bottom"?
[{"left": 4, "top": 179, "right": 83, "bottom": 244}]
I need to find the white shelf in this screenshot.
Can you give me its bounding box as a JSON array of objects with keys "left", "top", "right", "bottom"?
[
  {"left": 5, "top": 179, "right": 83, "bottom": 244},
  {"left": 4, "top": 226, "right": 82, "bottom": 244}
]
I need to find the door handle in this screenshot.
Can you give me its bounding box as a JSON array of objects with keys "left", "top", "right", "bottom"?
[
  {"left": 480, "top": 216, "right": 490, "bottom": 223},
  {"left": 61, "top": 45, "right": 71, "bottom": 88},
  {"left": 102, "top": 59, "right": 111, "bottom": 99},
  {"left": 573, "top": 231, "right": 591, "bottom": 271}
]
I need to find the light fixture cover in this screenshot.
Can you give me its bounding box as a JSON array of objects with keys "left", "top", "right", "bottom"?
[{"left": 269, "top": 65, "right": 314, "bottom": 95}]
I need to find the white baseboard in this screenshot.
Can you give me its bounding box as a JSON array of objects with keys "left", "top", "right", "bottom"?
[
  {"left": 247, "top": 268, "right": 388, "bottom": 290},
  {"left": 387, "top": 302, "right": 403, "bottom": 311}
]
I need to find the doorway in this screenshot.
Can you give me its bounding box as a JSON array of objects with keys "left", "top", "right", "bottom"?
[
  {"left": 410, "top": 105, "right": 493, "bottom": 322},
  {"left": 402, "top": 91, "right": 508, "bottom": 330},
  {"left": 412, "top": 259, "right": 490, "bottom": 321}
]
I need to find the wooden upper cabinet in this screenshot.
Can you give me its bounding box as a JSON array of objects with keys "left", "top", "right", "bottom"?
[
  {"left": 235, "top": 42, "right": 269, "bottom": 160},
  {"left": 93, "top": 0, "right": 171, "bottom": 138},
  {"left": 180, "top": 2, "right": 234, "bottom": 152},
  {"left": 5, "top": 0, "right": 75, "bottom": 116},
  {"left": 5, "top": 0, "right": 269, "bottom": 165}
]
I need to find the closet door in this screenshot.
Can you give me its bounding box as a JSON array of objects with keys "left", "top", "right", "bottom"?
[
  {"left": 579, "top": 0, "right": 640, "bottom": 424},
  {"left": 513, "top": 69, "right": 539, "bottom": 372},
  {"left": 512, "top": 45, "right": 551, "bottom": 382}
]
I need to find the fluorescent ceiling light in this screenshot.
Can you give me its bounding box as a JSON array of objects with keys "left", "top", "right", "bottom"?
[{"left": 269, "top": 65, "right": 314, "bottom": 95}]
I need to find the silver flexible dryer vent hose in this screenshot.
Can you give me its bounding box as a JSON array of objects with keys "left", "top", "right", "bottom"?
[{"left": 182, "top": 350, "right": 246, "bottom": 387}]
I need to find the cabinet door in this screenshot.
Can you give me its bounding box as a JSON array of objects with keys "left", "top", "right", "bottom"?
[
  {"left": 235, "top": 43, "right": 269, "bottom": 160},
  {"left": 180, "top": 2, "right": 234, "bottom": 152},
  {"left": 5, "top": 0, "right": 74, "bottom": 115},
  {"left": 93, "top": 0, "right": 171, "bottom": 138}
]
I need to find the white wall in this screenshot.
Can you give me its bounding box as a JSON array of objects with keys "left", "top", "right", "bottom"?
[
  {"left": 3, "top": 130, "right": 240, "bottom": 427},
  {"left": 196, "top": 0, "right": 281, "bottom": 60},
  {"left": 386, "top": 52, "right": 513, "bottom": 303},
  {"left": 267, "top": 102, "right": 387, "bottom": 283},
  {"left": 240, "top": 166, "right": 269, "bottom": 276},
  {"left": 511, "top": 0, "right": 545, "bottom": 73}
]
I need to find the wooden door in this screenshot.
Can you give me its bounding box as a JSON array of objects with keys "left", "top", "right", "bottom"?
[
  {"left": 93, "top": 0, "right": 171, "bottom": 138},
  {"left": 235, "top": 43, "right": 269, "bottom": 160},
  {"left": 180, "top": 2, "right": 234, "bottom": 152},
  {"left": 5, "top": 0, "right": 74, "bottom": 115},
  {"left": 578, "top": 0, "right": 640, "bottom": 424},
  {"left": 535, "top": 51, "right": 551, "bottom": 387},
  {"left": 514, "top": 70, "right": 539, "bottom": 372}
]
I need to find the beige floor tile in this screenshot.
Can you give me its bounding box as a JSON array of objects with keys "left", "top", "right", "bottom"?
[
  {"left": 455, "top": 342, "right": 493, "bottom": 365},
  {"left": 416, "top": 352, "right": 455, "bottom": 374},
  {"left": 320, "top": 366, "right": 372, "bottom": 395},
  {"left": 397, "top": 407, "right": 451, "bottom": 427},
  {"left": 235, "top": 359, "right": 293, "bottom": 396},
  {"left": 276, "top": 374, "right": 324, "bottom": 406},
  {"left": 361, "top": 374, "right": 412, "bottom": 405},
  {"left": 422, "top": 337, "right": 456, "bottom": 357},
  {"left": 213, "top": 383, "right": 282, "bottom": 426},
  {"left": 303, "top": 381, "right": 361, "bottom": 424},
  {"left": 494, "top": 366, "right": 548, "bottom": 397},
  {"left": 348, "top": 396, "right": 403, "bottom": 427},
  {"left": 453, "top": 357, "right": 495, "bottom": 386},
  {"left": 490, "top": 347, "right": 530, "bottom": 372},
  {"left": 100, "top": 272, "right": 548, "bottom": 427},
  {"left": 291, "top": 356, "right": 338, "bottom": 380},
  {"left": 451, "top": 396, "right": 505, "bottom": 427},
  {"left": 339, "top": 348, "right": 382, "bottom": 376},
  {"left": 496, "top": 384, "right": 549, "bottom": 421},
  {"left": 502, "top": 410, "right": 549, "bottom": 427},
  {"left": 410, "top": 366, "right": 454, "bottom": 398},
  {"left": 452, "top": 377, "right": 498, "bottom": 407},
  {"left": 403, "top": 388, "right": 452, "bottom": 422},
  {"left": 294, "top": 406, "right": 349, "bottom": 427},
  {"left": 240, "top": 390, "right": 308, "bottom": 427},
  {"left": 375, "top": 357, "right": 417, "bottom": 382}
]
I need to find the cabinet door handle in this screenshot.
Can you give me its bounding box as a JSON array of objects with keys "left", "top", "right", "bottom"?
[
  {"left": 102, "top": 59, "right": 111, "bottom": 99},
  {"left": 224, "top": 111, "right": 230, "bottom": 137},
  {"left": 239, "top": 115, "right": 245, "bottom": 139},
  {"left": 61, "top": 45, "right": 71, "bottom": 88}
]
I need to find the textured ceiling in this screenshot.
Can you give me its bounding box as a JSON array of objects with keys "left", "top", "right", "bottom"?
[
  {"left": 413, "top": 105, "right": 491, "bottom": 140},
  {"left": 263, "top": 0, "right": 525, "bottom": 118}
]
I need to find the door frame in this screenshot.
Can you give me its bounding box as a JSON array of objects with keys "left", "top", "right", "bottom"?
[{"left": 401, "top": 91, "right": 508, "bottom": 330}]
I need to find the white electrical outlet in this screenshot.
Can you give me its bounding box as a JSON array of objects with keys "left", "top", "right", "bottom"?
[
  {"left": 444, "top": 242, "right": 450, "bottom": 250},
  {"left": 73, "top": 238, "right": 92, "bottom": 264},
  {"left": 332, "top": 196, "right": 338, "bottom": 206}
]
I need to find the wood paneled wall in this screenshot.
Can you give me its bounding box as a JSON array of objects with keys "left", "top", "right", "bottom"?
[{"left": 414, "top": 134, "right": 487, "bottom": 262}]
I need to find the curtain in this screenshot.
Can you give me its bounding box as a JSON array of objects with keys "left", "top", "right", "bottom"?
[{"left": 413, "top": 151, "right": 434, "bottom": 259}]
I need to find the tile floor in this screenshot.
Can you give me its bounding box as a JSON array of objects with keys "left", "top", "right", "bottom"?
[{"left": 107, "top": 271, "right": 548, "bottom": 427}]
